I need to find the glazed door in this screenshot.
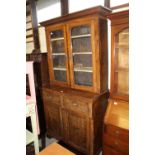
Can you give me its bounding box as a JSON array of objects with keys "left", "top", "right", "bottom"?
[
  {"left": 111, "top": 25, "right": 129, "bottom": 101},
  {"left": 46, "top": 25, "right": 70, "bottom": 86},
  {"left": 67, "top": 20, "right": 96, "bottom": 92}
]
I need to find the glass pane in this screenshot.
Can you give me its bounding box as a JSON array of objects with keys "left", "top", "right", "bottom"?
[
  {"left": 50, "top": 29, "right": 67, "bottom": 82},
  {"left": 72, "top": 37, "right": 92, "bottom": 52},
  {"left": 51, "top": 30, "right": 63, "bottom": 39},
  {"left": 53, "top": 55, "right": 66, "bottom": 68},
  {"left": 71, "top": 25, "right": 91, "bottom": 36},
  {"left": 73, "top": 54, "right": 92, "bottom": 68},
  {"left": 51, "top": 40, "right": 65, "bottom": 53},
  {"left": 117, "top": 71, "right": 129, "bottom": 94},
  {"left": 114, "top": 28, "right": 129, "bottom": 95},
  {"left": 74, "top": 72, "right": 92, "bottom": 86},
  {"left": 71, "top": 25, "right": 93, "bottom": 86},
  {"left": 54, "top": 70, "right": 67, "bottom": 82}
]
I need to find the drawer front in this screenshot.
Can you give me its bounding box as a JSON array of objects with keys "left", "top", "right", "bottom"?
[
  {"left": 42, "top": 90, "right": 61, "bottom": 106},
  {"left": 103, "top": 134, "right": 129, "bottom": 154},
  {"left": 63, "top": 95, "right": 89, "bottom": 115},
  {"left": 105, "top": 125, "right": 129, "bottom": 143},
  {"left": 103, "top": 145, "right": 117, "bottom": 155}
]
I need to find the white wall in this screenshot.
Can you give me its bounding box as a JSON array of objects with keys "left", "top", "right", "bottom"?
[
  {"left": 69, "top": 0, "right": 104, "bottom": 13},
  {"left": 37, "top": 0, "right": 61, "bottom": 23}
]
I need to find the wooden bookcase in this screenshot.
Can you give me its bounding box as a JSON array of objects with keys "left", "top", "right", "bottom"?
[
  {"left": 103, "top": 10, "right": 129, "bottom": 155},
  {"left": 41, "top": 6, "right": 111, "bottom": 94},
  {"left": 26, "top": 0, "right": 40, "bottom": 53},
  {"left": 40, "top": 6, "right": 111, "bottom": 155}
]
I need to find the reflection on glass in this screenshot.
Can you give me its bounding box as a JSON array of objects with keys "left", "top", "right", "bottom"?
[
  {"left": 74, "top": 72, "right": 92, "bottom": 86},
  {"left": 50, "top": 29, "right": 67, "bottom": 82},
  {"left": 114, "top": 28, "right": 129, "bottom": 95},
  {"left": 53, "top": 55, "right": 66, "bottom": 68},
  {"left": 71, "top": 25, "right": 93, "bottom": 86},
  {"left": 54, "top": 70, "right": 67, "bottom": 82}
]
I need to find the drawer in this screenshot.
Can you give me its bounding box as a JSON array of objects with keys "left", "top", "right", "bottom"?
[
  {"left": 105, "top": 125, "right": 129, "bottom": 143},
  {"left": 42, "top": 91, "right": 61, "bottom": 106},
  {"left": 63, "top": 95, "right": 89, "bottom": 115},
  {"left": 103, "top": 133, "right": 129, "bottom": 154},
  {"left": 103, "top": 145, "right": 116, "bottom": 155}
]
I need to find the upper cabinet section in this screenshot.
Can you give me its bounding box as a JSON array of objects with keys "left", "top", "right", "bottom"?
[
  {"left": 108, "top": 10, "right": 129, "bottom": 101},
  {"left": 40, "top": 6, "right": 111, "bottom": 93}
]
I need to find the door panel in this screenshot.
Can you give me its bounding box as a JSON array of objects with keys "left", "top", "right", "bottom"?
[
  {"left": 46, "top": 104, "right": 62, "bottom": 137},
  {"left": 67, "top": 112, "right": 87, "bottom": 151}
]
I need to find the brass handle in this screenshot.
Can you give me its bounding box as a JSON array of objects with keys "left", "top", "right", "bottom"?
[
  {"left": 114, "top": 141, "right": 119, "bottom": 145},
  {"left": 73, "top": 103, "right": 78, "bottom": 106},
  {"left": 115, "top": 130, "right": 119, "bottom": 134},
  {"left": 48, "top": 96, "right": 52, "bottom": 99}
]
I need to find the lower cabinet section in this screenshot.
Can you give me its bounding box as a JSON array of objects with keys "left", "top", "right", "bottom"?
[
  {"left": 42, "top": 86, "right": 108, "bottom": 155},
  {"left": 45, "top": 104, "right": 62, "bottom": 138},
  {"left": 66, "top": 111, "right": 88, "bottom": 153}
]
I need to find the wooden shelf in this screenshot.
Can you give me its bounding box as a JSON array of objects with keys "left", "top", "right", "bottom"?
[
  {"left": 116, "top": 45, "right": 129, "bottom": 49},
  {"left": 26, "top": 20, "right": 32, "bottom": 24},
  {"left": 53, "top": 67, "right": 66, "bottom": 71},
  {"left": 26, "top": 34, "right": 33, "bottom": 38},
  {"left": 73, "top": 52, "right": 92, "bottom": 55},
  {"left": 115, "top": 68, "right": 128, "bottom": 72},
  {"left": 71, "top": 34, "right": 91, "bottom": 39},
  {"left": 51, "top": 37, "right": 64, "bottom": 41},
  {"left": 26, "top": 40, "right": 34, "bottom": 43},
  {"left": 52, "top": 53, "right": 66, "bottom": 56},
  {"left": 74, "top": 67, "right": 92, "bottom": 73}
]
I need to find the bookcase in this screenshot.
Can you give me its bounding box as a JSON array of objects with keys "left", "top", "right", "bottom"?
[
  {"left": 40, "top": 6, "right": 111, "bottom": 155},
  {"left": 103, "top": 10, "right": 129, "bottom": 155},
  {"left": 26, "top": 0, "right": 39, "bottom": 53}
]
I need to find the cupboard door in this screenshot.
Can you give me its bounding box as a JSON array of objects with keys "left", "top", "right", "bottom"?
[
  {"left": 67, "top": 112, "right": 88, "bottom": 152},
  {"left": 111, "top": 25, "right": 129, "bottom": 101},
  {"left": 67, "top": 21, "right": 96, "bottom": 92},
  {"left": 103, "top": 145, "right": 117, "bottom": 155},
  {"left": 46, "top": 25, "right": 70, "bottom": 86},
  {"left": 45, "top": 104, "right": 62, "bottom": 138}
]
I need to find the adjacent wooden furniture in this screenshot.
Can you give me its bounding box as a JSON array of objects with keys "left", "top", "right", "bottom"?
[
  {"left": 26, "top": 0, "right": 40, "bottom": 53},
  {"left": 109, "top": 10, "right": 129, "bottom": 102},
  {"left": 103, "top": 10, "right": 129, "bottom": 155},
  {"left": 26, "top": 0, "right": 49, "bottom": 136},
  {"left": 103, "top": 99, "right": 129, "bottom": 155},
  {"left": 40, "top": 6, "right": 111, "bottom": 155}
]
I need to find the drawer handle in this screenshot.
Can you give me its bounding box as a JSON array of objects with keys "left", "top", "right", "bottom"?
[
  {"left": 73, "top": 103, "right": 78, "bottom": 106},
  {"left": 48, "top": 96, "right": 52, "bottom": 99},
  {"left": 114, "top": 141, "right": 119, "bottom": 145},
  {"left": 60, "top": 90, "right": 63, "bottom": 93},
  {"left": 115, "top": 130, "right": 119, "bottom": 134}
]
